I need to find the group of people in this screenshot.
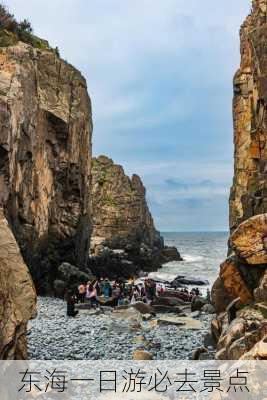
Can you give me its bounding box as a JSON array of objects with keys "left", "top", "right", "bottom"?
[
  {"left": 66, "top": 277, "right": 158, "bottom": 317},
  {"left": 66, "top": 276, "right": 207, "bottom": 317},
  {"left": 78, "top": 277, "right": 158, "bottom": 305}
]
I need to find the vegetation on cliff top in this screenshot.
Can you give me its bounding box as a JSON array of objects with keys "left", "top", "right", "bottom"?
[{"left": 0, "top": 3, "right": 59, "bottom": 55}]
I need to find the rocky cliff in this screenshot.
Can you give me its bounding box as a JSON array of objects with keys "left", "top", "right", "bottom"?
[
  {"left": 230, "top": 0, "right": 267, "bottom": 232},
  {"left": 0, "top": 40, "right": 92, "bottom": 293},
  {"left": 211, "top": 0, "right": 267, "bottom": 360},
  {"left": 89, "top": 156, "right": 182, "bottom": 278},
  {"left": 0, "top": 208, "right": 36, "bottom": 359}
]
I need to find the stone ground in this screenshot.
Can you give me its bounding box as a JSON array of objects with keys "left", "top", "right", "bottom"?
[{"left": 28, "top": 297, "right": 214, "bottom": 360}]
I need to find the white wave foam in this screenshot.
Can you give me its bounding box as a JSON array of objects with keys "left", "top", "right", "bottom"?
[{"left": 183, "top": 254, "right": 204, "bottom": 263}]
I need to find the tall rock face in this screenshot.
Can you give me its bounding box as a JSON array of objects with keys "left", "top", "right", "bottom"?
[
  {"left": 0, "top": 209, "right": 36, "bottom": 359},
  {"left": 89, "top": 156, "right": 180, "bottom": 278},
  {"left": 212, "top": 1, "right": 267, "bottom": 360},
  {"left": 230, "top": 0, "right": 267, "bottom": 232},
  {"left": 0, "top": 42, "right": 92, "bottom": 293}
]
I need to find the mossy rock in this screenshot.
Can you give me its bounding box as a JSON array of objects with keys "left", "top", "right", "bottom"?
[{"left": 0, "top": 29, "right": 18, "bottom": 47}]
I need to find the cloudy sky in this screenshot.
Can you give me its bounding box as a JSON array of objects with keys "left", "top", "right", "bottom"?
[{"left": 7, "top": 0, "right": 251, "bottom": 231}]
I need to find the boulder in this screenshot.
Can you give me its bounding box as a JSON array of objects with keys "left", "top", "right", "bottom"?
[
  {"left": 160, "top": 246, "right": 183, "bottom": 262},
  {"left": 254, "top": 269, "right": 267, "bottom": 302},
  {"left": 202, "top": 303, "right": 215, "bottom": 314},
  {"left": 158, "top": 316, "right": 203, "bottom": 330},
  {"left": 191, "top": 296, "right": 208, "bottom": 312},
  {"left": 191, "top": 347, "right": 208, "bottom": 360},
  {"left": 0, "top": 210, "right": 37, "bottom": 359},
  {"left": 152, "top": 305, "right": 183, "bottom": 314},
  {"left": 152, "top": 296, "right": 185, "bottom": 307},
  {"left": 58, "top": 262, "right": 93, "bottom": 290},
  {"left": 211, "top": 277, "right": 234, "bottom": 314},
  {"left": 230, "top": 214, "right": 267, "bottom": 264},
  {"left": 157, "top": 317, "right": 186, "bottom": 327},
  {"left": 133, "top": 350, "right": 153, "bottom": 360},
  {"left": 172, "top": 276, "right": 209, "bottom": 286},
  {"left": 215, "top": 305, "right": 267, "bottom": 359},
  {"left": 53, "top": 279, "right": 66, "bottom": 298},
  {"left": 219, "top": 257, "right": 253, "bottom": 304},
  {"left": 132, "top": 302, "right": 155, "bottom": 315},
  {"left": 241, "top": 336, "right": 267, "bottom": 360}
]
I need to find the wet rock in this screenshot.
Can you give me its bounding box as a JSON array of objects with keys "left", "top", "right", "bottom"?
[
  {"left": 172, "top": 276, "right": 209, "bottom": 286},
  {"left": 160, "top": 246, "right": 183, "bottom": 262}
]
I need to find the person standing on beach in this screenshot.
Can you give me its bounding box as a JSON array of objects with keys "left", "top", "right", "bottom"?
[
  {"left": 78, "top": 283, "right": 86, "bottom": 303},
  {"left": 102, "top": 278, "right": 112, "bottom": 298},
  {"left": 66, "top": 292, "right": 78, "bottom": 317}
]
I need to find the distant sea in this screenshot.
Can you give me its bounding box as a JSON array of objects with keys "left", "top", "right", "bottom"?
[{"left": 150, "top": 232, "right": 229, "bottom": 289}]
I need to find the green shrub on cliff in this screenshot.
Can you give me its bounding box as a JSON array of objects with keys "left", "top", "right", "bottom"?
[{"left": 0, "top": 3, "right": 60, "bottom": 55}]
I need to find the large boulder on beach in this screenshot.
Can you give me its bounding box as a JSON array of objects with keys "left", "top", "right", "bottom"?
[
  {"left": 0, "top": 209, "right": 36, "bottom": 359},
  {"left": 57, "top": 262, "right": 93, "bottom": 293}
]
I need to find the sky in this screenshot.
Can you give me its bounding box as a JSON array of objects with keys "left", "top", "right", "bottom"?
[{"left": 7, "top": 0, "right": 252, "bottom": 232}]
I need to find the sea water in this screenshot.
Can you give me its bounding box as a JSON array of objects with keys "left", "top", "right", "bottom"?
[{"left": 150, "top": 232, "right": 228, "bottom": 289}]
